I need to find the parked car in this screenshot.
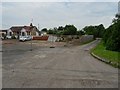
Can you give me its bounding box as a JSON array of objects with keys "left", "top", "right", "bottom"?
[
  {"left": 6, "top": 36, "right": 12, "bottom": 39},
  {"left": 19, "top": 36, "right": 32, "bottom": 41},
  {"left": 0, "top": 36, "right": 5, "bottom": 40},
  {"left": 26, "top": 36, "right": 32, "bottom": 41}
]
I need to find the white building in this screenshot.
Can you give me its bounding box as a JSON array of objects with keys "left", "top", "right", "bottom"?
[{"left": 6, "top": 23, "right": 41, "bottom": 39}]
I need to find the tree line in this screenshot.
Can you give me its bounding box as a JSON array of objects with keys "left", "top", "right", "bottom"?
[
  {"left": 41, "top": 25, "right": 85, "bottom": 36},
  {"left": 103, "top": 14, "right": 120, "bottom": 52},
  {"left": 41, "top": 14, "right": 120, "bottom": 52},
  {"left": 81, "top": 14, "right": 120, "bottom": 52},
  {"left": 41, "top": 24, "right": 105, "bottom": 38}
]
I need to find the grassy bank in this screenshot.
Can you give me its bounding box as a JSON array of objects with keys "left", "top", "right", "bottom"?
[{"left": 91, "top": 41, "right": 120, "bottom": 68}]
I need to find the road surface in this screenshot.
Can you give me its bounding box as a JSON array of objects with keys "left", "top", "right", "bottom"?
[{"left": 2, "top": 40, "right": 118, "bottom": 88}]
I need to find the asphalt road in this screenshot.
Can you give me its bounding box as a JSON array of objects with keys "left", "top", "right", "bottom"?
[{"left": 2, "top": 40, "right": 118, "bottom": 88}]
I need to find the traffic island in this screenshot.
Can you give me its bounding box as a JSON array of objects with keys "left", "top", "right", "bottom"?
[
  {"left": 91, "top": 52, "right": 119, "bottom": 68},
  {"left": 90, "top": 41, "right": 120, "bottom": 68}
]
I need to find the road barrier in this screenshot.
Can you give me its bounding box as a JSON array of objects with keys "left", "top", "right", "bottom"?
[{"left": 33, "top": 36, "right": 49, "bottom": 40}]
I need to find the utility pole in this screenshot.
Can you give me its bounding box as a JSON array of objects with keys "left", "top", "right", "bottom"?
[
  {"left": 118, "top": 1, "right": 120, "bottom": 15},
  {"left": 30, "top": 18, "right": 33, "bottom": 51},
  {"left": 38, "top": 24, "right": 39, "bottom": 30},
  {"left": 50, "top": 32, "right": 55, "bottom": 48}
]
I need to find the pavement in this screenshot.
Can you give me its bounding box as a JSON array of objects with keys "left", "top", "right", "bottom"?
[{"left": 2, "top": 39, "right": 118, "bottom": 88}]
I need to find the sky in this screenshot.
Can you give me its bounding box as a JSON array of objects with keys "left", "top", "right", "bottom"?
[{"left": 1, "top": 0, "right": 119, "bottom": 30}]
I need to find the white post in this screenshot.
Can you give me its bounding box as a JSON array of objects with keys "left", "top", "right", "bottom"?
[{"left": 118, "top": 1, "right": 120, "bottom": 15}]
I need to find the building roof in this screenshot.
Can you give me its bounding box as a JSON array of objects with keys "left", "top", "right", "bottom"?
[
  {"left": 10, "top": 26, "right": 33, "bottom": 32},
  {"left": 0, "top": 29, "right": 8, "bottom": 32},
  {"left": 10, "top": 25, "right": 40, "bottom": 34},
  {"left": 1, "top": 23, "right": 41, "bottom": 35}
]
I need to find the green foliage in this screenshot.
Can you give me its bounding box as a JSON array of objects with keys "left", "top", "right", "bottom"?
[
  {"left": 92, "top": 41, "right": 120, "bottom": 68},
  {"left": 11, "top": 35, "right": 16, "bottom": 39},
  {"left": 83, "top": 24, "right": 105, "bottom": 38},
  {"left": 83, "top": 26, "right": 94, "bottom": 35},
  {"left": 47, "top": 29, "right": 54, "bottom": 34},
  {"left": 47, "top": 25, "right": 78, "bottom": 35},
  {"left": 76, "top": 30, "right": 85, "bottom": 35},
  {"left": 103, "top": 14, "right": 120, "bottom": 52},
  {"left": 41, "top": 28, "right": 47, "bottom": 32},
  {"left": 56, "top": 31, "right": 63, "bottom": 36},
  {"left": 63, "top": 25, "right": 77, "bottom": 35},
  {"left": 57, "top": 26, "right": 64, "bottom": 31},
  {"left": 103, "top": 25, "right": 113, "bottom": 44},
  {"left": 47, "top": 28, "right": 58, "bottom": 34}
]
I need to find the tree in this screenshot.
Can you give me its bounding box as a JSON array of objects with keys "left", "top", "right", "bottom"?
[
  {"left": 83, "top": 25, "right": 96, "bottom": 37},
  {"left": 47, "top": 29, "right": 54, "bottom": 34},
  {"left": 63, "top": 25, "right": 77, "bottom": 35},
  {"left": 103, "top": 14, "right": 120, "bottom": 52},
  {"left": 83, "top": 24, "right": 105, "bottom": 39},
  {"left": 41, "top": 28, "right": 47, "bottom": 32},
  {"left": 103, "top": 25, "right": 113, "bottom": 43},
  {"left": 58, "top": 26, "right": 64, "bottom": 31},
  {"left": 76, "top": 30, "right": 85, "bottom": 35},
  {"left": 47, "top": 28, "right": 57, "bottom": 34}
]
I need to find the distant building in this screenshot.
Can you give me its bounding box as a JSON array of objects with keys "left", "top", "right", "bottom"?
[
  {"left": 1, "top": 23, "right": 41, "bottom": 39},
  {"left": 0, "top": 29, "right": 8, "bottom": 39}
]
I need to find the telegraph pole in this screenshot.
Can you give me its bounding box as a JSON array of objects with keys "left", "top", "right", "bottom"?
[
  {"left": 118, "top": 1, "right": 120, "bottom": 15},
  {"left": 50, "top": 32, "right": 55, "bottom": 48},
  {"left": 38, "top": 24, "right": 39, "bottom": 30},
  {"left": 30, "top": 18, "right": 33, "bottom": 51}
]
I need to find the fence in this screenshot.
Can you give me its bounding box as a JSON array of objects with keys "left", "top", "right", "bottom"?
[{"left": 33, "top": 36, "right": 49, "bottom": 41}]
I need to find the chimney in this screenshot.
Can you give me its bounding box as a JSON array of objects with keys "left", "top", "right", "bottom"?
[{"left": 30, "top": 23, "right": 33, "bottom": 27}]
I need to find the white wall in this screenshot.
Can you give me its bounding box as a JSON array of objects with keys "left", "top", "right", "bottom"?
[
  {"left": 21, "top": 28, "right": 27, "bottom": 36},
  {"left": 36, "top": 32, "right": 39, "bottom": 36},
  {"left": 7, "top": 29, "right": 13, "bottom": 36},
  {"left": 48, "top": 35, "right": 58, "bottom": 42}
]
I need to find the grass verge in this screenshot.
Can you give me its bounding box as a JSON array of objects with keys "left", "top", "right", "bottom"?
[{"left": 91, "top": 41, "right": 120, "bottom": 68}]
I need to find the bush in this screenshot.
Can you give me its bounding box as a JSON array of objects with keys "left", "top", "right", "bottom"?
[
  {"left": 11, "top": 35, "right": 16, "bottom": 39},
  {"left": 103, "top": 14, "right": 120, "bottom": 52}
]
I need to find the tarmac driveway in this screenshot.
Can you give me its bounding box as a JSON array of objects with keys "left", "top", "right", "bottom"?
[{"left": 2, "top": 40, "right": 118, "bottom": 88}]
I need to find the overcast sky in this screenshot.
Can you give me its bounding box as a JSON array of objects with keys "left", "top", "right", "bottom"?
[{"left": 1, "top": 1, "right": 119, "bottom": 30}]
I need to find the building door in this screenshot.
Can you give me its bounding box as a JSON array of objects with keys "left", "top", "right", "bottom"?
[
  {"left": 22, "top": 32, "right": 25, "bottom": 36},
  {"left": 17, "top": 32, "right": 20, "bottom": 39},
  {"left": 9, "top": 32, "right": 12, "bottom": 36}
]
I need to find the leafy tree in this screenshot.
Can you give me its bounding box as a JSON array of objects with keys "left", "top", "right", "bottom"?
[
  {"left": 63, "top": 25, "right": 77, "bottom": 35},
  {"left": 47, "top": 28, "right": 57, "bottom": 34},
  {"left": 41, "top": 28, "right": 47, "bottom": 32},
  {"left": 83, "top": 24, "right": 105, "bottom": 39},
  {"left": 47, "top": 29, "right": 54, "bottom": 34},
  {"left": 76, "top": 30, "right": 85, "bottom": 35},
  {"left": 83, "top": 26, "right": 95, "bottom": 35},
  {"left": 58, "top": 26, "right": 64, "bottom": 31},
  {"left": 103, "top": 14, "right": 120, "bottom": 52},
  {"left": 96, "top": 24, "right": 105, "bottom": 38},
  {"left": 103, "top": 25, "right": 113, "bottom": 43}
]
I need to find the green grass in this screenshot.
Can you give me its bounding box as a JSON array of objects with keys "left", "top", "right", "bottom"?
[{"left": 91, "top": 41, "right": 120, "bottom": 67}]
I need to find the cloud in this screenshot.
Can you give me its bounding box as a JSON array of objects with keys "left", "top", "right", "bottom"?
[
  {"left": 2, "top": 2, "right": 118, "bottom": 30},
  {"left": 0, "top": 2, "right": 2, "bottom": 29},
  {"left": 1, "top": 0, "right": 120, "bottom": 2}
]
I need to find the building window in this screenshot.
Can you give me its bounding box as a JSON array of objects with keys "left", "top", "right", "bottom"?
[
  {"left": 17, "top": 32, "right": 19, "bottom": 35},
  {"left": 22, "top": 32, "right": 25, "bottom": 36},
  {"left": 27, "top": 32, "right": 30, "bottom": 35},
  {"left": 9, "top": 32, "right": 12, "bottom": 36}
]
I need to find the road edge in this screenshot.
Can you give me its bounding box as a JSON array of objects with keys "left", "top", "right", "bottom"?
[{"left": 91, "top": 52, "right": 119, "bottom": 68}]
